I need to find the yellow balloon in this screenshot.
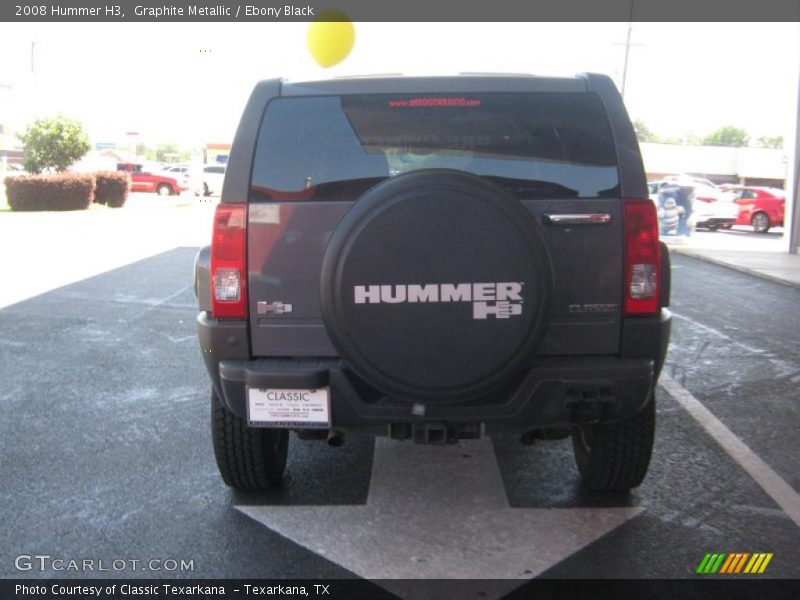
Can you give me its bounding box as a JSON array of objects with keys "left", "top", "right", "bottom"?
[{"left": 306, "top": 11, "right": 355, "bottom": 68}]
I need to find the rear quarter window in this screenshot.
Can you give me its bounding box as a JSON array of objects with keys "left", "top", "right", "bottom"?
[{"left": 251, "top": 92, "right": 620, "bottom": 201}]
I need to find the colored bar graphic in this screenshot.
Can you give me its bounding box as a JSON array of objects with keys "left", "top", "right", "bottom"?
[
  {"left": 734, "top": 553, "right": 750, "bottom": 573},
  {"left": 710, "top": 553, "right": 726, "bottom": 573},
  {"left": 704, "top": 554, "right": 719, "bottom": 573},
  {"left": 744, "top": 554, "right": 760, "bottom": 574},
  {"left": 723, "top": 553, "right": 741, "bottom": 573},
  {"left": 758, "top": 553, "right": 773, "bottom": 573},
  {"left": 696, "top": 553, "right": 713, "bottom": 574},
  {"left": 719, "top": 554, "right": 736, "bottom": 574},
  {"left": 702, "top": 552, "right": 774, "bottom": 575},
  {"left": 752, "top": 553, "right": 768, "bottom": 573}
]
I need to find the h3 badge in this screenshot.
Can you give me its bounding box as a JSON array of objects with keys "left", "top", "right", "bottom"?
[{"left": 257, "top": 301, "right": 293, "bottom": 316}]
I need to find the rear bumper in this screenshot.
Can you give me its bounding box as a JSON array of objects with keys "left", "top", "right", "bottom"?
[
  {"left": 696, "top": 217, "right": 736, "bottom": 226},
  {"left": 197, "top": 310, "right": 672, "bottom": 437}
]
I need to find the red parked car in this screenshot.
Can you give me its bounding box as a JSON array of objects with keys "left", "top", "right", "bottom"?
[
  {"left": 116, "top": 162, "right": 186, "bottom": 196},
  {"left": 724, "top": 186, "right": 785, "bottom": 233}
]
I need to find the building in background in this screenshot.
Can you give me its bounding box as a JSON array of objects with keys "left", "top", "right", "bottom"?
[
  {"left": 0, "top": 106, "right": 24, "bottom": 168},
  {"left": 204, "top": 143, "right": 230, "bottom": 165},
  {"left": 641, "top": 143, "right": 787, "bottom": 188},
  {"left": 0, "top": 122, "right": 25, "bottom": 168}
]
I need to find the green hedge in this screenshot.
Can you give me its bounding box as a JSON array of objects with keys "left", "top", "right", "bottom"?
[
  {"left": 5, "top": 173, "right": 95, "bottom": 211},
  {"left": 94, "top": 171, "right": 131, "bottom": 208}
]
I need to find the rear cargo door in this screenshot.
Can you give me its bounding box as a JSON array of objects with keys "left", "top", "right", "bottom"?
[{"left": 247, "top": 91, "right": 624, "bottom": 357}]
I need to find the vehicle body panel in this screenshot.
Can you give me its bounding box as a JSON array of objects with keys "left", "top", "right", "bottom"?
[
  {"left": 243, "top": 77, "right": 638, "bottom": 359},
  {"left": 193, "top": 165, "right": 227, "bottom": 196},
  {"left": 729, "top": 186, "right": 785, "bottom": 228},
  {"left": 247, "top": 198, "right": 624, "bottom": 357},
  {"left": 117, "top": 162, "right": 183, "bottom": 194},
  {"left": 159, "top": 164, "right": 192, "bottom": 189},
  {"left": 197, "top": 74, "right": 669, "bottom": 438},
  {"left": 650, "top": 177, "right": 737, "bottom": 230}
]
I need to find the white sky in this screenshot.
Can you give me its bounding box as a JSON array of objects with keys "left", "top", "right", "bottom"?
[{"left": 0, "top": 22, "right": 797, "bottom": 148}]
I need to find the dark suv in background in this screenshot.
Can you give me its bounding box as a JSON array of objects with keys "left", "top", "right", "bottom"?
[{"left": 195, "top": 74, "right": 671, "bottom": 493}]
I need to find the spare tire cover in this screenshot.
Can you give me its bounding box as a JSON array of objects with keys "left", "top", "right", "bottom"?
[{"left": 320, "top": 170, "right": 553, "bottom": 402}]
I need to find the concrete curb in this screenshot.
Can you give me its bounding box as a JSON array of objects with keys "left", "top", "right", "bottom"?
[{"left": 670, "top": 247, "right": 800, "bottom": 290}]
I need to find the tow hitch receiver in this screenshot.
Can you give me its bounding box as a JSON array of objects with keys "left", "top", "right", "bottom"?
[{"left": 389, "top": 422, "right": 482, "bottom": 444}]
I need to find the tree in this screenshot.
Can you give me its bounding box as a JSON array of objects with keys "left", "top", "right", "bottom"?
[
  {"left": 632, "top": 119, "right": 658, "bottom": 143},
  {"left": 17, "top": 115, "right": 91, "bottom": 174},
  {"left": 659, "top": 136, "right": 684, "bottom": 145},
  {"left": 702, "top": 126, "right": 749, "bottom": 148},
  {"left": 685, "top": 133, "right": 704, "bottom": 146},
  {"left": 756, "top": 135, "right": 783, "bottom": 149},
  {"left": 144, "top": 143, "right": 191, "bottom": 163}
]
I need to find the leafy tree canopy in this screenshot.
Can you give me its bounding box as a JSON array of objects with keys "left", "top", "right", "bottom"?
[
  {"left": 702, "top": 126, "right": 749, "bottom": 148},
  {"left": 18, "top": 115, "right": 91, "bottom": 174},
  {"left": 756, "top": 135, "right": 783, "bottom": 149}
]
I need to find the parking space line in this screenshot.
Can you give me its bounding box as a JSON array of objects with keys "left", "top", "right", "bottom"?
[
  {"left": 672, "top": 311, "right": 763, "bottom": 355},
  {"left": 660, "top": 373, "right": 800, "bottom": 528},
  {"left": 671, "top": 311, "right": 799, "bottom": 380},
  {"left": 138, "top": 283, "right": 195, "bottom": 314}
]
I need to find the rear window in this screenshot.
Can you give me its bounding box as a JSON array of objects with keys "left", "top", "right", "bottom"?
[{"left": 250, "top": 92, "right": 620, "bottom": 201}]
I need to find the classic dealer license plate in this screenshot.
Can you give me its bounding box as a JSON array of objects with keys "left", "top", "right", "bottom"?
[{"left": 247, "top": 388, "right": 331, "bottom": 429}]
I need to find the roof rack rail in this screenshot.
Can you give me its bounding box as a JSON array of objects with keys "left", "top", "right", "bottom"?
[
  {"left": 332, "top": 73, "right": 405, "bottom": 79},
  {"left": 458, "top": 72, "right": 536, "bottom": 77}
]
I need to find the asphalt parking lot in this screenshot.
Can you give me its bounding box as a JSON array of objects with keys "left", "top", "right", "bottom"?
[{"left": 0, "top": 202, "right": 798, "bottom": 597}]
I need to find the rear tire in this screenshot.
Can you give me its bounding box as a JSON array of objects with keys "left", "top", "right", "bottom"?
[
  {"left": 211, "top": 389, "right": 289, "bottom": 491},
  {"left": 571, "top": 393, "right": 655, "bottom": 492},
  {"left": 751, "top": 212, "right": 770, "bottom": 233}
]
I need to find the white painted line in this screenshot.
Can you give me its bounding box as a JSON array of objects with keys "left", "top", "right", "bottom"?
[
  {"left": 671, "top": 310, "right": 798, "bottom": 378},
  {"left": 139, "top": 283, "right": 195, "bottom": 313},
  {"left": 671, "top": 310, "right": 765, "bottom": 355},
  {"left": 660, "top": 373, "right": 800, "bottom": 528},
  {"left": 238, "top": 438, "right": 643, "bottom": 592}
]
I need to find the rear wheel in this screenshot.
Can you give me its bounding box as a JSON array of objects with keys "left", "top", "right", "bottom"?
[
  {"left": 156, "top": 183, "right": 172, "bottom": 196},
  {"left": 211, "top": 389, "right": 289, "bottom": 491},
  {"left": 571, "top": 393, "right": 655, "bottom": 492},
  {"left": 203, "top": 182, "right": 210, "bottom": 197},
  {"left": 751, "top": 212, "right": 770, "bottom": 233}
]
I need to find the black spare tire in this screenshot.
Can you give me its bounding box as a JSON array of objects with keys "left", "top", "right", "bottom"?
[{"left": 320, "top": 170, "right": 553, "bottom": 403}]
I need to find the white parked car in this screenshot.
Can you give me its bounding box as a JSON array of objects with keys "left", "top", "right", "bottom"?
[
  {"left": 692, "top": 191, "right": 739, "bottom": 230},
  {"left": 159, "top": 164, "right": 192, "bottom": 190},
  {"left": 193, "top": 165, "right": 226, "bottom": 196},
  {"left": 651, "top": 176, "right": 738, "bottom": 232}
]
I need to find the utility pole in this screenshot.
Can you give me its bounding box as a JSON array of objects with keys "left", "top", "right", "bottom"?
[
  {"left": 621, "top": 21, "right": 633, "bottom": 99},
  {"left": 788, "top": 38, "right": 800, "bottom": 254},
  {"left": 615, "top": 1, "right": 641, "bottom": 100}
]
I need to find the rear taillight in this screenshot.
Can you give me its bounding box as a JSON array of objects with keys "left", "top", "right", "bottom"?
[
  {"left": 623, "top": 200, "right": 660, "bottom": 316},
  {"left": 210, "top": 203, "right": 247, "bottom": 319}
]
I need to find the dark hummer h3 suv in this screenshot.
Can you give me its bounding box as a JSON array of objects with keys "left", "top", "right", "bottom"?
[{"left": 195, "top": 73, "right": 671, "bottom": 493}]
